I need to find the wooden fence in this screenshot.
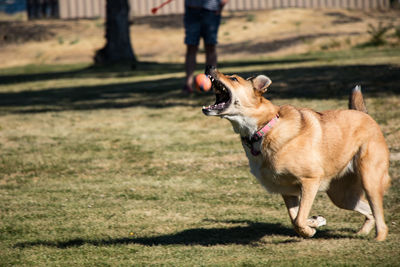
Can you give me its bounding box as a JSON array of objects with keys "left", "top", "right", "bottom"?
[
  {"left": 28, "top": 0, "right": 391, "bottom": 19},
  {"left": 225, "top": 0, "right": 390, "bottom": 10}
]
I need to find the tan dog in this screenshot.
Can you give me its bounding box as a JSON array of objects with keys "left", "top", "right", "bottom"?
[{"left": 202, "top": 67, "right": 390, "bottom": 241}]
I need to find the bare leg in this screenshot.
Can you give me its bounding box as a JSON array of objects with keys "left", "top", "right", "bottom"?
[
  {"left": 184, "top": 44, "right": 198, "bottom": 91},
  {"left": 205, "top": 44, "right": 217, "bottom": 68}
]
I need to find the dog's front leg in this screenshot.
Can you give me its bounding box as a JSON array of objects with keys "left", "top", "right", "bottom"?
[
  {"left": 282, "top": 194, "right": 326, "bottom": 229},
  {"left": 294, "top": 178, "right": 321, "bottom": 238},
  {"left": 282, "top": 195, "right": 299, "bottom": 224}
]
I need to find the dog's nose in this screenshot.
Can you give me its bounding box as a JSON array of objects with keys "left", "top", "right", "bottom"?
[{"left": 205, "top": 65, "right": 217, "bottom": 77}]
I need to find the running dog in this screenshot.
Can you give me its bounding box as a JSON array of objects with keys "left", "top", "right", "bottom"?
[{"left": 202, "top": 66, "right": 390, "bottom": 241}]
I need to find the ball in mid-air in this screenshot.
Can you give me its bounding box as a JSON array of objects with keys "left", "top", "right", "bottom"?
[{"left": 195, "top": 74, "right": 212, "bottom": 92}]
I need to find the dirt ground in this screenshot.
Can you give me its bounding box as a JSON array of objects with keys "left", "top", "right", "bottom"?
[{"left": 0, "top": 8, "right": 399, "bottom": 68}]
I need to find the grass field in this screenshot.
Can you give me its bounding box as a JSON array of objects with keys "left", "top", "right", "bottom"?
[
  {"left": 1, "top": 46, "right": 400, "bottom": 266},
  {"left": 1, "top": 7, "right": 400, "bottom": 265}
]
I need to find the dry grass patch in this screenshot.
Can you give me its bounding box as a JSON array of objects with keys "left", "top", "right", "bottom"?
[{"left": 1, "top": 9, "right": 400, "bottom": 68}]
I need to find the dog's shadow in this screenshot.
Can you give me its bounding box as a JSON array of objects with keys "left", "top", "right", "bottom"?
[{"left": 15, "top": 220, "right": 355, "bottom": 249}]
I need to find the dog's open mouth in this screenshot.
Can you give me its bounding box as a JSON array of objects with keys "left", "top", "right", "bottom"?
[{"left": 202, "top": 76, "right": 231, "bottom": 115}]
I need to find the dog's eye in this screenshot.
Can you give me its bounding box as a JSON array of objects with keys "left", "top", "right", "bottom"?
[{"left": 230, "top": 77, "right": 238, "bottom": 82}]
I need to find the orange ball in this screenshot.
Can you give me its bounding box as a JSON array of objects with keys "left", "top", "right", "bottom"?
[{"left": 195, "top": 74, "right": 212, "bottom": 92}]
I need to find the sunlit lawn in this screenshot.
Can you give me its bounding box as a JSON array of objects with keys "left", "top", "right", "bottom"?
[{"left": 1, "top": 48, "right": 400, "bottom": 266}]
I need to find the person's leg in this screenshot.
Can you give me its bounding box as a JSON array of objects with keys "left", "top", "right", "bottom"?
[
  {"left": 183, "top": 7, "right": 201, "bottom": 93},
  {"left": 202, "top": 9, "right": 221, "bottom": 72},
  {"left": 205, "top": 44, "right": 217, "bottom": 69},
  {"left": 184, "top": 44, "right": 198, "bottom": 92}
]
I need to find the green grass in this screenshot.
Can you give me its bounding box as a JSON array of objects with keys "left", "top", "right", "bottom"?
[{"left": 1, "top": 47, "right": 400, "bottom": 266}]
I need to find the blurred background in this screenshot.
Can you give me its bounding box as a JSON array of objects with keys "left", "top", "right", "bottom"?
[{"left": 0, "top": 0, "right": 399, "bottom": 68}]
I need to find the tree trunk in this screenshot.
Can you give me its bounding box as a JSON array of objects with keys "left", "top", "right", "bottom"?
[{"left": 95, "top": 0, "right": 137, "bottom": 66}]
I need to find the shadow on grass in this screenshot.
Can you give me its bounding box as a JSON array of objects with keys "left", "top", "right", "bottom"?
[
  {"left": 14, "top": 221, "right": 354, "bottom": 249},
  {"left": 0, "top": 58, "right": 315, "bottom": 85},
  {"left": 0, "top": 62, "right": 184, "bottom": 85},
  {"left": 0, "top": 61, "right": 399, "bottom": 114},
  {"left": 218, "top": 32, "right": 360, "bottom": 55},
  {"left": 324, "top": 11, "right": 363, "bottom": 25}
]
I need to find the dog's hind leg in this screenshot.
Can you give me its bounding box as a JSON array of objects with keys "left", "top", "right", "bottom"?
[
  {"left": 327, "top": 175, "right": 375, "bottom": 236},
  {"left": 353, "top": 199, "right": 375, "bottom": 235},
  {"left": 357, "top": 141, "right": 390, "bottom": 241}
]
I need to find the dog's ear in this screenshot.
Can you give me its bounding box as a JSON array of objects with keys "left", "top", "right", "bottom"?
[{"left": 250, "top": 75, "right": 272, "bottom": 94}]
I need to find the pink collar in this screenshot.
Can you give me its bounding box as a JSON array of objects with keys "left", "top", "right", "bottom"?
[{"left": 241, "top": 114, "right": 279, "bottom": 156}]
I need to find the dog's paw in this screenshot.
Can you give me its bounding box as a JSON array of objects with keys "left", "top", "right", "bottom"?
[
  {"left": 307, "top": 216, "right": 326, "bottom": 228},
  {"left": 296, "top": 225, "right": 317, "bottom": 238}
]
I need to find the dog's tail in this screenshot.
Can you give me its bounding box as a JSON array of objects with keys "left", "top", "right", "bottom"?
[{"left": 349, "top": 85, "right": 368, "bottom": 113}]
